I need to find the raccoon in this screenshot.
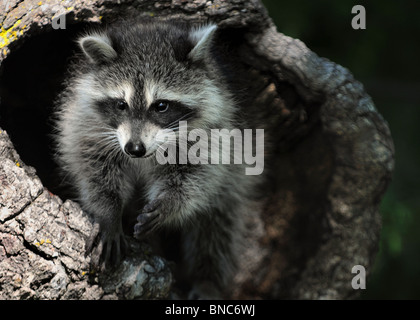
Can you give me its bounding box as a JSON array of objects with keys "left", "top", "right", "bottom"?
[{"left": 54, "top": 19, "right": 258, "bottom": 299}]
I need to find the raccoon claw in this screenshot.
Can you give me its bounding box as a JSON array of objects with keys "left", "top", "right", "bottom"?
[
  {"left": 85, "top": 223, "right": 128, "bottom": 271},
  {"left": 85, "top": 222, "right": 101, "bottom": 256},
  {"left": 134, "top": 209, "right": 162, "bottom": 239}
]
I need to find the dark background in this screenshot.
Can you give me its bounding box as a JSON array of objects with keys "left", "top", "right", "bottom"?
[{"left": 262, "top": 0, "right": 420, "bottom": 299}]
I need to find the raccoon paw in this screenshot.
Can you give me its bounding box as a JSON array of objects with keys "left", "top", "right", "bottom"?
[
  {"left": 85, "top": 223, "right": 128, "bottom": 270},
  {"left": 133, "top": 199, "right": 163, "bottom": 239}
]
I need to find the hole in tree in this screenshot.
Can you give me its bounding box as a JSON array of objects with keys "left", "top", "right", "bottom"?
[{"left": 0, "top": 23, "right": 95, "bottom": 200}]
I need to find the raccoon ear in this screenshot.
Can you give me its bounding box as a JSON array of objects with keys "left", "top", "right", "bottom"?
[
  {"left": 188, "top": 24, "right": 218, "bottom": 62},
  {"left": 79, "top": 34, "right": 117, "bottom": 64}
]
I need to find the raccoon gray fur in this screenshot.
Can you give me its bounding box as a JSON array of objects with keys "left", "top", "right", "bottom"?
[{"left": 54, "top": 19, "right": 258, "bottom": 299}]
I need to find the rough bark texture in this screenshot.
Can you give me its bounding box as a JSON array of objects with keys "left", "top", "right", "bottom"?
[{"left": 0, "top": 0, "right": 394, "bottom": 299}]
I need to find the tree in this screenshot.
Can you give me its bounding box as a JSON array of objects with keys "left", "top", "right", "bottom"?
[{"left": 0, "top": 0, "right": 394, "bottom": 299}]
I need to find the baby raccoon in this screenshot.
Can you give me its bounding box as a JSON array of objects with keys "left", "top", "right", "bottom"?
[{"left": 54, "top": 19, "right": 258, "bottom": 299}]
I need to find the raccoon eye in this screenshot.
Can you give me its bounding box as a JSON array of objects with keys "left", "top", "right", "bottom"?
[
  {"left": 116, "top": 100, "right": 128, "bottom": 111},
  {"left": 154, "top": 101, "right": 170, "bottom": 113}
]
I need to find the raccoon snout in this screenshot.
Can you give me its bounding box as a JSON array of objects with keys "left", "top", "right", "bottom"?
[{"left": 124, "top": 141, "right": 146, "bottom": 158}]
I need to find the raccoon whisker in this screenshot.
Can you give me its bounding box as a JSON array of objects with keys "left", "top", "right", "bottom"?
[
  {"left": 92, "top": 129, "right": 116, "bottom": 134},
  {"left": 155, "top": 144, "right": 177, "bottom": 163},
  {"left": 171, "top": 133, "right": 209, "bottom": 146},
  {"left": 88, "top": 139, "right": 122, "bottom": 164},
  {"left": 98, "top": 136, "right": 119, "bottom": 143},
  {"left": 163, "top": 116, "right": 193, "bottom": 129},
  {"left": 82, "top": 131, "right": 117, "bottom": 141},
  {"left": 97, "top": 134, "right": 119, "bottom": 140},
  {"left": 96, "top": 136, "right": 119, "bottom": 148},
  {"left": 154, "top": 135, "right": 178, "bottom": 142},
  {"left": 163, "top": 127, "right": 180, "bottom": 133},
  {"left": 157, "top": 129, "right": 178, "bottom": 136},
  {"left": 104, "top": 147, "right": 126, "bottom": 166},
  {"left": 163, "top": 112, "right": 196, "bottom": 129},
  {"left": 155, "top": 146, "right": 166, "bottom": 158},
  {"left": 155, "top": 132, "right": 205, "bottom": 146},
  {"left": 168, "top": 126, "right": 210, "bottom": 134}
]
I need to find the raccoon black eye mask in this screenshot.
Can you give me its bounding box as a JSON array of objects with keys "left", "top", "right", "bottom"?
[{"left": 148, "top": 100, "right": 197, "bottom": 129}]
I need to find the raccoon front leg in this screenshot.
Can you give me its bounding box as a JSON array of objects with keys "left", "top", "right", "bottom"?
[
  {"left": 81, "top": 169, "right": 129, "bottom": 269},
  {"left": 133, "top": 198, "right": 164, "bottom": 236},
  {"left": 133, "top": 167, "right": 241, "bottom": 298},
  {"left": 133, "top": 170, "right": 194, "bottom": 238},
  {"left": 135, "top": 197, "right": 239, "bottom": 298},
  {"left": 182, "top": 209, "right": 240, "bottom": 299}
]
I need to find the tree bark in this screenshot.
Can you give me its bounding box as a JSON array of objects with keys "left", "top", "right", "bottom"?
[{"left": 0, "top": 0, "right": 394, "bottom": 299}]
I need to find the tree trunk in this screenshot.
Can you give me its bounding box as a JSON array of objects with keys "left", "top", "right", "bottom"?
[{"left": 0, "top": 0, "right": 394, "bottom": 299}]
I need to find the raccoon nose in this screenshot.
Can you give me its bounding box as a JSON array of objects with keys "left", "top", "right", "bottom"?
[{"left": 124, "top": 141, "right": 146, "bottom": 158}]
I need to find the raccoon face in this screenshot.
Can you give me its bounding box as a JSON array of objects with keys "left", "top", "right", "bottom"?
[
  {"left": 86, "top": 82, "right": 199, "bottom": 158},
  {"left": 113, "top": 97, "right": 197, "bottom": 158},
  {"left": 77, "top": 22, "right": 233, "bottom": 159}
]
